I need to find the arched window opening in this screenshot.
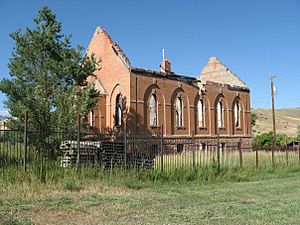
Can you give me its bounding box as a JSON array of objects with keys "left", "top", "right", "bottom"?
[
  {"left": 115, "top": 94, "right": 122, "bottom": 126},
  {"left": 198, "top": 99, "right": 204, "bottom": 127},
  {"left": 149, "top": 93, "right": 157, "bottom": 126},
  {"left": 217, "top": 100, "right": 223, "bottom": 128},
  {"left": 176, "top": 96, "right": 183, "bottom": 127},
  {"left": 234, "top": 101, "right": 240, "bottom": 128},
  {"left": 89, "top": 110, "right": 94, "bottom": 127}
]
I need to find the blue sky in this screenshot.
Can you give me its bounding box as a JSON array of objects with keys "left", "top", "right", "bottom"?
[{"left": 0, "top": 0, "right": 299, "bottom": 114}]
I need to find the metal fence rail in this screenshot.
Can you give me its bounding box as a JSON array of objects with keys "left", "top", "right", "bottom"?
[
  {"left": 0, "top": 126, "right": 24, "bottom": 168},
  {"left": 0, "top": 120, "right": 299, "bottom": 173}
]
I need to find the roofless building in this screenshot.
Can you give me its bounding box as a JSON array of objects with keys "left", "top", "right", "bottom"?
[{"left": 86, "top": 27, "right": 252, "bottom": 148}]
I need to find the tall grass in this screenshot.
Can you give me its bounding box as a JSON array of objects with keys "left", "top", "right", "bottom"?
[
  {"left": 1, "top": 157, "right": 300, "bottom": 190},
  {"left": 154, "top": 149, "right": 300, "bottom": 171},
  {"left": 1, "top": 148, "right": 300, "bottom": 190}
]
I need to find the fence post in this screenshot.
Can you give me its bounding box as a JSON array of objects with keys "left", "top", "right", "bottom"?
[
  {"left": 298, "top": 140, "right": 300, "bottom": 165},
  {"left": 23, "top": 111, "right": 28, "bottom": 173},
  {"left": 239, "top": 137, "right": 243, "bottom": 169},
  {"left": 271, "top": 139, "right": 275, "bottom": 168},
  {"left": 76, "top": 114, "right": 81, "bottom": 172},
  {"left": 192, "top": 130, "right": 195, "bottom": 170},
  {"left": 160, "top": 125, "right": 164, "bottom": 173},
  {"left": 285, "top": 139, "right": 288, "bottom": 166},
  {"left": 124, "top": 121, "right": 127, "bottom": 171},
  {"left": 217, "top": 135, "right": 220, "bottom": 173},
  {"left": 255, "top": 146, "right": 259, "bottom": 169}
]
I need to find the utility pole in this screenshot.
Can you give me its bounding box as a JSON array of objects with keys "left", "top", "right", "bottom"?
[{"left": 269, "top": 75, "right": 276, "bottom": 167}]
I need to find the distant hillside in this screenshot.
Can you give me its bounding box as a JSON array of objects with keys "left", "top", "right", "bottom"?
[
  {"left": 0, "top": 112, "right": 9, "bottom": 120},
  {"left": 0, "top": 115, "right": 7, "bottom": 120},
  {"left": 252, "top": 107, "right": 300, "bottom": 137}
]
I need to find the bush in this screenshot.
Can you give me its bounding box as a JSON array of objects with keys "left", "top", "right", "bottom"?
[
  {"left": 251, "top": 112, "right": 258, "bottom": 126},
  {"left": 252, "top": 131, "right": 294, "bottom": 149}
]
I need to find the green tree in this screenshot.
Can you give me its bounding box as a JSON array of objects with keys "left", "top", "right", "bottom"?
[
  {"left": 251, "top": 112, "right": 258, "bottom": 127},
  {"left": 0, "top": 6, "right": 100, "bottom": 131},
  {"left": 252, "top": 131, "right": 289, "bottom": 150}
]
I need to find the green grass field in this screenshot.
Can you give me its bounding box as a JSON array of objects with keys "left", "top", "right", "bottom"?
[
  {"left": 1, "top": 143, "right": 300, "bottom": 225},
  {"left": 1, "top": 166, "right": 300, "bottom": 225}
]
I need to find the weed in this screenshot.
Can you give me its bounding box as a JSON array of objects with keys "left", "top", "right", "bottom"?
[
  {"left": 61, "top": 178, "right": 83, "bottom": 191},
  {"left": 124, "top": 179, "right": 145, "bottom": 190},
  {"left": 2, "top": 218, "right": 32, "bottom": 225}
]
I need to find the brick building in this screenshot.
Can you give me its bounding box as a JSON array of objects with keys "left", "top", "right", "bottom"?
[{"left": 86, "top": 27, "right": 251, "bottom": 147}]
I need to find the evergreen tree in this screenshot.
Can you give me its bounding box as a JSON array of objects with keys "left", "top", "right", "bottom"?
[{"left": 0, "top": 6, "right": 100, "bottom": 131}]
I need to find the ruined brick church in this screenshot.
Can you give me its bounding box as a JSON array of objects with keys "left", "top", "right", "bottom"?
[{"left": 86, "top": 27, "right": 251, "bottom": 147}]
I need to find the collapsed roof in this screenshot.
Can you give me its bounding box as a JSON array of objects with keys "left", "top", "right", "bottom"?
[{"left": 94, "top": 27, "right": 249, "bottom": 91}]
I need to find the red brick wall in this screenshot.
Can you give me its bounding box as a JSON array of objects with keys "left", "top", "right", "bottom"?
[
  {"left": 129, "top": 73, "right": 251, "bottom": 138},
  {"left": 86, "top": 28, "right": 131, "bottom": 132}
]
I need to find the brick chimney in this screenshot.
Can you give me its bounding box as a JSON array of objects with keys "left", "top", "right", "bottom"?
[
  {"left": 160, "top": 59, "right": 171, "bottom": 73},
  {"left": 160, "top": 49, "right": 171, "bottom": 73}
]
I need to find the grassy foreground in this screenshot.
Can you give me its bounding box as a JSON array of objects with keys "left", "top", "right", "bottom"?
[{"left": 1, "top": 166, "right": 300, "bottom": 224}]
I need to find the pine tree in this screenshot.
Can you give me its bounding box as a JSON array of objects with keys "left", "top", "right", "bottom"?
[{"left": 0, "top": 6, "right": 100, "bottom": 131}]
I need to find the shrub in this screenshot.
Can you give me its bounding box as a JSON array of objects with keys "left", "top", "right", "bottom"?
[{"left": 252, "top": 132, "right": 291, "bottom": 149}]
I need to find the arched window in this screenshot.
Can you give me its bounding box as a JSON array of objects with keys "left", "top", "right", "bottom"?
[
  {"left": 217, "top": 100, "right": 223, "bottom": 128},
  {"left": 115, "top": 94, "right": 122, "bottom": 126},
  {"left": 89, "top": 110, "right": 94, "bottom": 127},
  {"left": 198, "top": 99, "right": 204, "bottom": 127},
  {"left": 149, "top": 93, "right": 157, "bottom": 126},
  {"left": 176, "top": 96, "right": 183, "bottom": 127},
  {"left": 234, "top": 100, "right": 240, "bottom": 128}
]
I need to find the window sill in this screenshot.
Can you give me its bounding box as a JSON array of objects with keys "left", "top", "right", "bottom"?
[
  {"left": 149, "top": 125, "right": 160, "bottom": 129},
  {"left": 176, "top": 126, "right": 186, "bottom": 130},
  {"left": 198, "top": 127, "right": 207, "bottom": 130},
  {"left": 218, "top": 127, "right": 226, "bottom": 130}
]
